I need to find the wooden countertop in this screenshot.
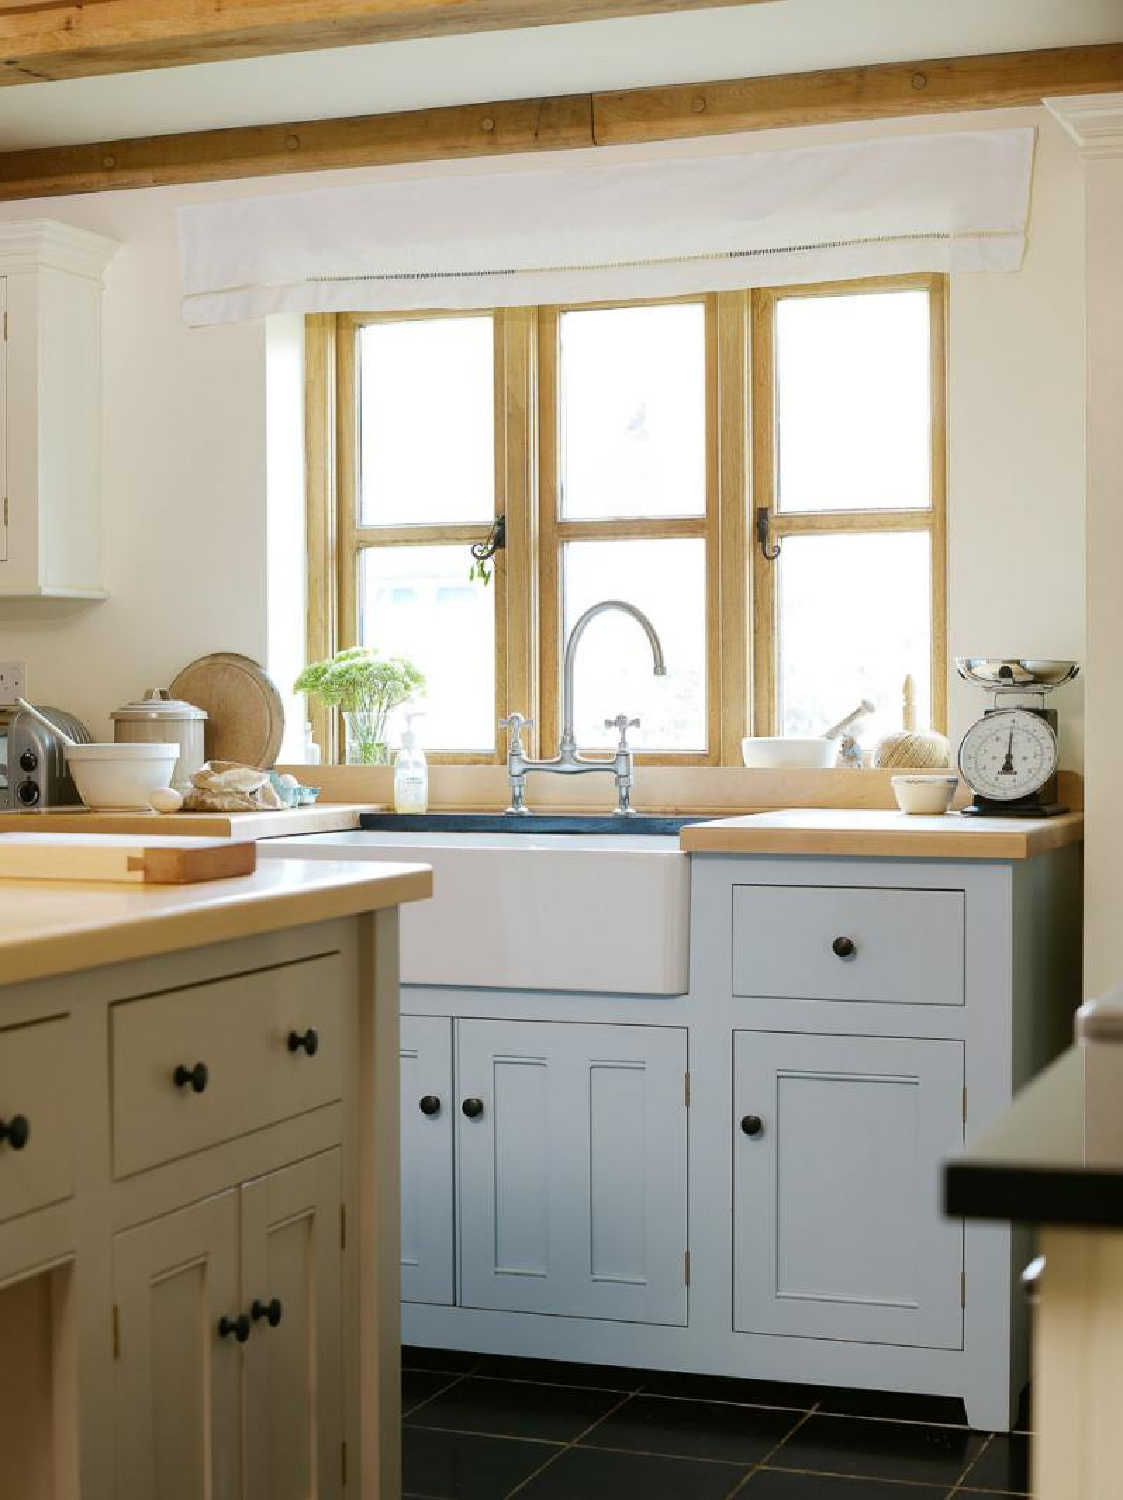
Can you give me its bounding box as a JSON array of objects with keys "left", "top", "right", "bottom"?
[
  {"left": 0, "top": 803, "right": 378, "bottom": 841},
  {"left": 680, "top": 807, "right": 1085, "bottom": 860},
  {"left": 0, "top": 858, "right": 432, "bottom": 987}
]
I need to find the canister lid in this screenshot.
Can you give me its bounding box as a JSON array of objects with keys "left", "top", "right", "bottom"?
[{"left": 110, "top": 687, "right": 208, "bottom": 721}]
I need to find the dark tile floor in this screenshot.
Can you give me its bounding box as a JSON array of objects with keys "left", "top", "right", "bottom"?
[{"left": 402, "top": 1347, "right": 1032, "bottom": 1499}]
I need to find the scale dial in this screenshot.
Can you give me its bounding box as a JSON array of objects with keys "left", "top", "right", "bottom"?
[{"left": 958, "top": 707, "right": 1058, "bottom": 803}]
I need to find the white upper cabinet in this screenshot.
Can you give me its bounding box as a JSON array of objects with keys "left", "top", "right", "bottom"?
[{"left": 0, "top": 219, "right": 118, "bottom": 598}]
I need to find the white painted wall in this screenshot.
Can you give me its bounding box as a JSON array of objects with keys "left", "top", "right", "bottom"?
[{"left": 0, "top": 105, "right": 1087, "bottom": 760}]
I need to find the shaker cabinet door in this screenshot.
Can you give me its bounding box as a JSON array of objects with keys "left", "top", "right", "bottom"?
[
  {"left": 400, "top": 1016, "right": 455, "bottom": 1306},
  {"left": 457, "top": 1018, "right": 688, "bottom": 1326},
  {"left": 113, "top": 1192, "right": 242, "bottom": 1500},
  {"left": 734, "top": 1031, "right": 964, "bottom": 1349},
  {"left": 241, "top": 1151, "right": 343, "bottom": 1500}
]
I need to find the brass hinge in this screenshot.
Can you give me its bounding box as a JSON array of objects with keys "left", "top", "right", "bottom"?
[
  {"left": 2, "top": 497, "right": 7, "bottom": 528},
  {"left": 2, "top": 310, "right": 7, "bottom": 341},
  {"left": 684, "top": 1071, "right": 691, "bottom": 1108},
  {"left": 962, "top": 1087, "right": 968, "bottom": 1126},
  {"left": 340, "top": 1203, "right": 347, "bottom": 1250},
  {"left": 341, "top": 1440, "right": 347, "bottom": 1488},
  {"left": 961, "top": 1271, "right": 967, "bottom": 1308},
  {"left": 112, "top": 1304, "right": 120, "bottom": 1360},
  {"left": 684, "top": 1250, "right": 691, "bottom": 1287}
]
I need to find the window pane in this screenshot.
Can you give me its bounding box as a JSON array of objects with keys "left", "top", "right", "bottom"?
[
  {"left": 563, "top": 539, "right": 706, "bottom": 752},
  {"left": 776, "top": 291, "right": 930, "bottom": 512},
  {"left": 358, "top": 317, "right": 495, "bottom": 526},
  {"left": 777, "top": 532, "right": 931, "bottom": 745},
  {"left": 559, "top": 304, "right": 706, "bottom": 520},
  {"left": 359, "top": 546, "right": 494, "bottom": 752}
]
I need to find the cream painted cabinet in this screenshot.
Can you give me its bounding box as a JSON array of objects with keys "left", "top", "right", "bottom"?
[
  {"left": 113, "top": 1192, "right": 242, "bottom": 1500},
  {"left": 114, "top": 1153, "right": 343, "bottom": 1500},
  {"left": 456, "top": 1018, "right": 689, "bottom": 1326},
  {"left": 0, "top": 221, "right": 118, "bottom": 599}
]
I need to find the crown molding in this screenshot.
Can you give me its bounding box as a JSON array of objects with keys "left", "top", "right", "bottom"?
[
  {"left": 1044, "top": 91, "right": 1123, "bottom": 158},
  {"left": 0, "top": 218, "right": 119, "bottom": 279}
]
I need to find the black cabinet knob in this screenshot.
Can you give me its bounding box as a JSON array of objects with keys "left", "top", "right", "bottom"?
[
  {"left": 740, "top": 1114, "right": 764, "bottom": 1138},
  {"left": 462, "top": 1097, "right": 484, "bottom": 1120},
  {"left": 218, "top": 1313, "right": 251, "bottom": 1343},
  {"left": 173, "top": 1061, "right": 209, "bottom": 1094},
  {"left": 287, "top": 1028, "right": 319, "bottom": 1056},
  {"left": 0, "top": 1114, "right": 30, "bottom": 1151},
  {"left": 251, "top": 1297, "right": 284, "bottom": 1328},
  {"left": 832, "top": 936, "right": 857, "bottom": 959},
  {"left": 419, "top": 1095, "right": 442, "bottom": 1117}
]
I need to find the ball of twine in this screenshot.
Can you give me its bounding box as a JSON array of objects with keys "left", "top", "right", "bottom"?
[{"left": 874, "top": 731, "right": 951, "bottom": 769}]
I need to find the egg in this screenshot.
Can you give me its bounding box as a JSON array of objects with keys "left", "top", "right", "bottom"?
[{"left": 149, "top": 786, "right": 184, "bottom": 814}]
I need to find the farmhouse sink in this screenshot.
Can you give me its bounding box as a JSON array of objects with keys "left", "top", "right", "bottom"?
[{"left": 260, "top": 826, "right": 691, "bottom": 995}]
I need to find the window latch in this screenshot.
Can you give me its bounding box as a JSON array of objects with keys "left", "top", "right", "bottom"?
[
  {"left": 469, "top": 514, "right": 506, "bottom": 586},
  {"left": 755, "top": 507, "right": 781, "bottom": 562}
]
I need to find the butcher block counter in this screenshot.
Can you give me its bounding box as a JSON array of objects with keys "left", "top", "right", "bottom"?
[
  {"left": 0, "top": 802, "right": 378, "bottom": 841},
  {"left": 0, "top": 854, "right": 432, "bottom": 1500},
  {"left": 680, "top": 807, "right": 1085, "bottom": 860}
]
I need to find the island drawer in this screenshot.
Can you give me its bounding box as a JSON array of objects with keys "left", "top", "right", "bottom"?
[
  {"left": 731, "top": 885, "right": 965, "bottom": 1007},
  {"left": 111, "top": 953, "right": 343, "bottom": 1179},
  {"left": 0, "top": 1016, "right": 73, "bottom": 1222}
]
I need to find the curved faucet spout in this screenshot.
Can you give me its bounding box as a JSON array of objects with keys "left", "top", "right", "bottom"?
[{"left": 560, "top": 599, "right": 667, "bottom": 759}]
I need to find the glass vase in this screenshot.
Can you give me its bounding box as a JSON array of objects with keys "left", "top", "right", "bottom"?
[{"left": 343, "top": 710, "right": 389, "bottom": 766}]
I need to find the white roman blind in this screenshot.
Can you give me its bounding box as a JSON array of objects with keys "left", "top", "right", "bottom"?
[{"left": 177, "top": 126, "right": 1035, "bottom": 325}]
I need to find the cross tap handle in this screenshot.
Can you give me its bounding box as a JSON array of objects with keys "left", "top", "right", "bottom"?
[
  {"left": 499, "top": 713, "right": 533, "bottom": 752},
  {"left": 604, "top": 715, "right": 641, "bottom": 749}
]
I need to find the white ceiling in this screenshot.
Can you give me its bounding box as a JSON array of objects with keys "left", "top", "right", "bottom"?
[{"left": 0, "top": 0, "right": 1120, "bottom": 151}]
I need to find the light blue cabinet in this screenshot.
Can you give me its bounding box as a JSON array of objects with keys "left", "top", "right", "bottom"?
[
  {"left": 400, "top": 1016, "right": 455, "bottom": 1306},
  {"left": 733, "top": 1030, "right": 964, "bottom": 1347}
]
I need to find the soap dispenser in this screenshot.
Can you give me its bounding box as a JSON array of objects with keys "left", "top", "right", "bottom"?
[{"left": 394, "top": 711, "right": 428, "bottom": 814}]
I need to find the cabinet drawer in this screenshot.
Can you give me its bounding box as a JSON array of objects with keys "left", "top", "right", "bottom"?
[
  {"left": 111, "top": 955, "right": 343, "bottom": 1178},
  {"left": 0, "top": 1016, "right": 73, "bottom": 1222},
  {"left": 732, "top": 885, "right": 965, "bottom": 1006}
]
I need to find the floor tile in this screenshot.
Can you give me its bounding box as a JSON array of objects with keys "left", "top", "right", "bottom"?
[
  {"left": 959, "top": 1432, "right": 1031, "bottom": 1494},
  {"left": 403, "top": 1369, "right": 463, "bottom": 1417},
  {"left": 742, "top": 1469, "right": 949, "bottom": 1497},
  {"left": 816, "top": 1386, "right": 967, "bottom": 1426},
  {"left": 514, "top": 1444, "right": 749, "bottom": 1500},
  {"left": 471, "top": 1353, "right": 646, "bottom": 1391},
  {"left": 406, "top": 1375, "right": 623, "bottom": 1443},
  {"left": 771, "top": 1412, "right": 984, "bottom": 1487},
  {"left": 403, "top": 1345, "right": 480, "bottom": 1375},
  {"left": 582, "top": 1392, "right": 803, "bottom": 1464},
  {"left": 402, "top": 1426, "right": 557, "bottom": 1500},
  {"left": 639, "top": 1369, "right": 821, "bottom": 1410}
]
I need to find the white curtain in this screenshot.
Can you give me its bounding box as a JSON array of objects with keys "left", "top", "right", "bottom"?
[{"left": 177, "top": 127, "right": 1035, "bottom": 325}]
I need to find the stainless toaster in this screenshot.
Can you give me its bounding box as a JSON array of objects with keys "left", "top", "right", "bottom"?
[{"left": 0, "top": 705, "right": 92, "bottom": 810}]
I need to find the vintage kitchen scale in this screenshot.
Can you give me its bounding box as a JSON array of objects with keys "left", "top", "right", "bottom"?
[{"left": 955, "top": 658, "right": 1079, "bottom": 818}]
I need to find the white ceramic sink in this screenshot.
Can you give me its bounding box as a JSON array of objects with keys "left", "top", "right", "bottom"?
[{"left": 261, "top": 829, "right": 689, "bottom": 995}]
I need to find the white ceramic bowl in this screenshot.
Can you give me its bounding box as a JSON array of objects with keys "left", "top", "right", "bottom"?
[
  {"left": 892, "top": 774, "right": 959, "bottom": 816},
  {"left": 65, "top": 742, "right": 179, "bottom": 811},
  {"left": 742, "top": 736, "right": 835, "bottom": 769}
]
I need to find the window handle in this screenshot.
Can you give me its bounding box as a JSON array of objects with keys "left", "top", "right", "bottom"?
[{"left": 756, "top": 508, "right": 781, "bottom": 562}]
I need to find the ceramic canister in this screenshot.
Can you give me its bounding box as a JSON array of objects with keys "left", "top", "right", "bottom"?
[{"left": 111, "top": 689, "right": 208, "bottom": 792}]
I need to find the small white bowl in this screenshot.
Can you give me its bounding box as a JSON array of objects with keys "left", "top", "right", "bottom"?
[
  {"left": 742, "top": 736, "right": 836, "bottom": 769},
  {"left": 65, "top": 741, "right": 179, "bottom": 811},
  {"left": 892, "top": 774, "right": 959, "bottom": 816}
]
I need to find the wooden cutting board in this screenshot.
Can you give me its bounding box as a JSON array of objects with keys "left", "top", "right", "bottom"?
[
  {"left": 170, "top": 652, "right": 285, "bottom": 769},
  {"left": 0, "top": 834, "right": 257, "bottom": 885}
]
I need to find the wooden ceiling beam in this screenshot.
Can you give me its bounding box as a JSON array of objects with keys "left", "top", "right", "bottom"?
[
  {"left": 0, "top": 0, "right": 763, "bottom": 84},
  {"left": 0, "top": 42, "right": 1119, "bottom": 201}
]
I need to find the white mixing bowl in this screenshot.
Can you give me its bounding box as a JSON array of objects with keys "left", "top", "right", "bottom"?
[
  {"left": 742, "top": 736, "right": 836, "bottom": 769},
  {"left": 66, "top": 742, "right": 179, "bottom": 811}
]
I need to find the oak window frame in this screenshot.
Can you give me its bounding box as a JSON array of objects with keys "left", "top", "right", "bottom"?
[{"left": 305, "top": 276, "right": 947, "bottom": 766}]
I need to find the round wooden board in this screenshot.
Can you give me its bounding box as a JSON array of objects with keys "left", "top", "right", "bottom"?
[{"left": 170, "top": 653, "right": 285, "bottom": 770}]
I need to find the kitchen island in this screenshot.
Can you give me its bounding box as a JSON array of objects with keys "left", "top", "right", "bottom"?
[{"left": 0, "top": 855, "right": 432, "bottom": 1500}]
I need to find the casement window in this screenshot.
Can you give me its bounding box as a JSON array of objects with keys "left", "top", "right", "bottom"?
[{"left": 307, "top": 274, "right": 946, "bottom": 764}]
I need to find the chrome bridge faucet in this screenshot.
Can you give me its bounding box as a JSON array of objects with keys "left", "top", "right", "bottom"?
[{"left": 501, "top": 600, "right": 667, "bottom": 816}]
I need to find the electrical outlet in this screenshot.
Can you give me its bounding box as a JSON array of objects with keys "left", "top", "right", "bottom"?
[{"left": 0, "top": 662, "right": 26, "bottom": 704}]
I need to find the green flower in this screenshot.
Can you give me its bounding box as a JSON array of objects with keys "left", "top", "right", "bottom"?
[{"left": 295, "top": 649, "right": 425, "bottom": 757}]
